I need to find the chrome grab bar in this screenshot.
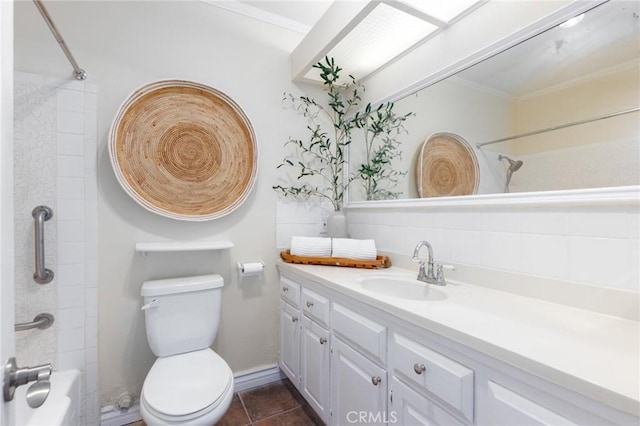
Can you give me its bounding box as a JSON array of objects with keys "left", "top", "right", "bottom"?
[
  {"left": 32, "top": 206, "right": 54, "bottom": 284},
  {"left": 15, "top": 313, "right": 55, "bottom": 332}
]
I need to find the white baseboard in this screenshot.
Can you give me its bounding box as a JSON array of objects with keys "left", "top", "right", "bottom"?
[
  {"left": 100, "top": 365, "right": 285, "bottom": 425},
  {"left": 233, "top": 363, "right": 286, "bottom": 393},
  {"left": 100, "top": 402, "right": 142, "bottom": 426}
]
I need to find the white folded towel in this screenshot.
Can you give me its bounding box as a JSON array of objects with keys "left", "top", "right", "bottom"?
[
  {"left": 332, "top": 238, "right": 377, "bottom": 260},
  {"left": 290, "top": 236, "right": 332, "bottom": 257}
]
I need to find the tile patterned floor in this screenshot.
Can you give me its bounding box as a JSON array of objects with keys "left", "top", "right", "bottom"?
[{"left": 126, "top": 379, "right": 323, "bottom": 425}]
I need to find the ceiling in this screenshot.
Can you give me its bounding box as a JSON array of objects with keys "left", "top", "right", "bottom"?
[
  {"left": 455, "top": 1, "right": 640, "bottom": 98},
  {"left": 206, "top": 1, "right": 487, "bottom": 82},
  {"left": 205, "top": 0, "right": 335, "bottom": 34},
  {"left": 204, "top": 1, "right": 639, "bottom": 94}
]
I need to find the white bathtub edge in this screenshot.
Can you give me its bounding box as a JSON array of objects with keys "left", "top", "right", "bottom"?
[{"left": 15, "top": 369, "right": 81, "bottom": 426}]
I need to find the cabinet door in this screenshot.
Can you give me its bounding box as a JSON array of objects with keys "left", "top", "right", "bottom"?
[
  {"left": 279, "top": 300, "right": 300, "bottom": 385},
  {"left": 390, "top": 377, "right": 464, "bottom": 426},
  {"left": 301, "top": 316, "right": 330, "bottom": 423},
  {"left": 331, "top": 337, "right": 387, "bottom": 426}
]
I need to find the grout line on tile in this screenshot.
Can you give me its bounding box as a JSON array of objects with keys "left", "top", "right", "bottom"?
[
  {"left": 236, "top": 391, "right": 253, "bottom": 424},
  {"left": 251, "top": 406, "right": 302, "bottom": 425}
]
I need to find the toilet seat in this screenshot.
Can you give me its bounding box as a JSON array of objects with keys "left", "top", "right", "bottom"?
[{"left": 141, "top": 349, "right": 233, "bottom": 421}]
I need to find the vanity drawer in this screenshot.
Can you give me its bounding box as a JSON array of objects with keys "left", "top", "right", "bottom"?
[
  {"left": 302, "top": 288, "right": 330, "bottom": 327},
  {"left": 486, "top": 381, "right": 577, "bottom": 425},
  {"left": 280, "top": 277, "right": 300, "bottom": 308},
  {"left": 332, "top": 303, "right": 386, "bottom": 365},
  {"left": 392, "top": 333, "right": 474, "bottom": 423}
]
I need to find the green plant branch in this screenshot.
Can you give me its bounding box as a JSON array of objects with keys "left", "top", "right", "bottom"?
[{"left": 274, "top": 56, "right": 411, "bottom": 208}]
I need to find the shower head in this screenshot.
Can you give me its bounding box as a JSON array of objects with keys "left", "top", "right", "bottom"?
[{"left": 498, "top": 154, "right": 524, "bottom": 171}]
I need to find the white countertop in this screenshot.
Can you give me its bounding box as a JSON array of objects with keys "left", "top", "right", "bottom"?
[{"left": 277, "top": 262, "right": 640, "bottom": 417}]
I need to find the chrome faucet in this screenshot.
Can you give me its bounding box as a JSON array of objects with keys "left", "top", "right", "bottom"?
[
  {"left": 412, "top": 241, "right": 437, "bottom": 284},
  {"left": 412, "top": 241, "right": 450, "bottom": 286}
]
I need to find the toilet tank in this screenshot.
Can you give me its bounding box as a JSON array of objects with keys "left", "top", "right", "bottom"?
[{"left": 141, "top": 274, "right": 224, "bottom": 357}]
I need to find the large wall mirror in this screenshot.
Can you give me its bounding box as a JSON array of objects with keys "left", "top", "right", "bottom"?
[{"left": 347, "top": 0, "right": 639, "bottom": 203}]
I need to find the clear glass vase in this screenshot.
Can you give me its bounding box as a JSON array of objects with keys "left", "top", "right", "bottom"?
[{"left": 327, "top": 209, "right": 348, "bottom": 238}]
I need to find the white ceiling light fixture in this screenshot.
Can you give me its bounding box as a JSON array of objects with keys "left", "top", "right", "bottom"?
[
  {"left": 559, "top": 13, "right": 585, "bottom": 29},
  {"left": 292, "top": 0, "right": 485, "bottom": 83},
  {"left": 304, "top": 3, "right": 437, "bottom": 81},
  {"left": 396, "top": 0, "right": 484, "bottom": 23}
]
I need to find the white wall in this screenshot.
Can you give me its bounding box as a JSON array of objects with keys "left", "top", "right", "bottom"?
[
  {"left": 275, "top": 201, "right": 329, "bottom": 250},
  {"left": 13, "top": 72, "right": 98, "bottom": 425},
  {"left": 14, "top": 0, "right": 305, "bottom": 411}
]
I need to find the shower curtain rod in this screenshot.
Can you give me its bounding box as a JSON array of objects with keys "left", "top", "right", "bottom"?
[
  {"left": 476, "top": 107, "right": 639, "bottom": 148},
  {"left": 32, "top": 0, "right": 87, "bottom": 80}
]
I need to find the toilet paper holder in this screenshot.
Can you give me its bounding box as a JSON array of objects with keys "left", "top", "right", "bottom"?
[{"left": 236, "top": 261, "right": 265, "bottom": 275}]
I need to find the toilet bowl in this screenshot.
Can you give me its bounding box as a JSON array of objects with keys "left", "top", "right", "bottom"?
[{"left": 140, "top": 274, "right": 233, "bottom": 425}]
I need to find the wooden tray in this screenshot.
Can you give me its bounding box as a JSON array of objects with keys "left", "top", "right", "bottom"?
[{"left": 280, "top": 250, "right": 391, "bottom": 269}]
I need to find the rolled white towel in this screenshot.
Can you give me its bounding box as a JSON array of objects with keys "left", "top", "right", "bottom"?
[
  {"left": 290, "top": 236, "right": 332, "bottom": 257},
  {"left": 332, "top": 238, "right": 377, "bottom": 260}
]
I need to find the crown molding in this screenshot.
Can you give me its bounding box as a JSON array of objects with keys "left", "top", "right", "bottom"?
[{"left": 201, "top": 1, "right": 311, "bottom": 34}]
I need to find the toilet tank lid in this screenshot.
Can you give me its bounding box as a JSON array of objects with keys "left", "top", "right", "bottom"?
[{"left": 141, "top": 274, "right": 223, "bottom": 297}]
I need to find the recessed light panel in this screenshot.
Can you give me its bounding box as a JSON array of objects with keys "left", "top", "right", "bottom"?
[
  {"left": 397, "top": 0, "right": 481, "bottom": 23},
  {"left": 305, "top": 3, "right": 437, "bottom": 81}
]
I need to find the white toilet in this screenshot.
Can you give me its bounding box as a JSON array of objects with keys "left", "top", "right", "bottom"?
[{"left": 139, "top": 274, "right": 234, "bottom": 425}]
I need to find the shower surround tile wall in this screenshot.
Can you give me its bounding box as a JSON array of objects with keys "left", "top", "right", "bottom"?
[
  {"left": 14, "top": 73, "right": 58, "bottom": 368},
  {"left": 14, "top": 71, "right": 99, "bottom": 425}
]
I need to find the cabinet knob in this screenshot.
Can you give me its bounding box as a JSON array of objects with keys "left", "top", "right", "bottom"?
[
  {"left": 414, "top": 363, "right": 426, "bottom": 375},
  {"left": 282, "top": 286, "right": 289, "bottom": 292},
  {"left": 319, "top": 337, "right": 327, "bottom": 345},
  {"left": 371, "top": 376, "right": 382, "bottom": 386},
  {"left": 292, "top": 316, "right": 298, "bottom": 323},
  {"left": 306, "top": 300, "right": 314, "bottom": 308}
]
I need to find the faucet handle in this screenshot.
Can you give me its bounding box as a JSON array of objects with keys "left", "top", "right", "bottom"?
[{"left": 435, "top": 264, "right": 455, "bottom": 286}]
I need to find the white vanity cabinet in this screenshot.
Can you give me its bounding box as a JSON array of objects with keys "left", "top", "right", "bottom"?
[
  {"left": 475, "top": 375, "right": 620, "bottom": 426},
  {"left": 331, "top": 303, "right": 388, "bottom": 425},
  {"left": 279, "top": 277, "right": 332, "bottom": 424},
  {"left": 300, "top": 287, "right": 331, "bottom": 423},
  {"left": 331, "top": 337, "right": 388, "bottom": 425},
  {"left": 483, "top": 381, "right": 577, "bottom": 425},
  {"left": 390, "top": 377, "right": 463, "bottom": 425},
  {"left": 390, "top": 332, "right": 475, "bottom": 424},
  {"left": 277, "top": 268, "right": 638, "bottom": 426},
  {"left": 279, "top": 299, "right": 300, "bottom": 384}
]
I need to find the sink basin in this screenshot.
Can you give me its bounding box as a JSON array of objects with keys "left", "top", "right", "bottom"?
[{"left": 354, "top": 275, "right": 447, "bottom": 301}]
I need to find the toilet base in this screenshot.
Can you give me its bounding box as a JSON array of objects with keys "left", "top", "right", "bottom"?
[{"left": 140, "top": 376, "right": 234, "bottom": 426}]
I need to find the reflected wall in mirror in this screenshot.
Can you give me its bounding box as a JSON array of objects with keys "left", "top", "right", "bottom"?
[{"left": 348, "top": 0, "right": 639, "bottom": 202}]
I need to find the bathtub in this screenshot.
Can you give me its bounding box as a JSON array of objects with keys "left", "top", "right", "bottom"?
[{"left": 15, "top": 369, "right": 81, "bottom": 426}]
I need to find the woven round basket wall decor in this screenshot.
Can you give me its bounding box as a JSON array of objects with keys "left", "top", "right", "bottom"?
[
  {"left": 109, "top": 80, "right": 258, "bottom": 221},
  {"left": 415, "top": 132, "right": 479, "bottom": 198}
]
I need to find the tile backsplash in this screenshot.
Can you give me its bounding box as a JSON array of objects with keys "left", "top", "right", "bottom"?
[
  {"left": 276, "top": 201, "right": 639, "bottom": 292},
  {"left": 348, "top": 206, "right": 640, "bottom": 292}
]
